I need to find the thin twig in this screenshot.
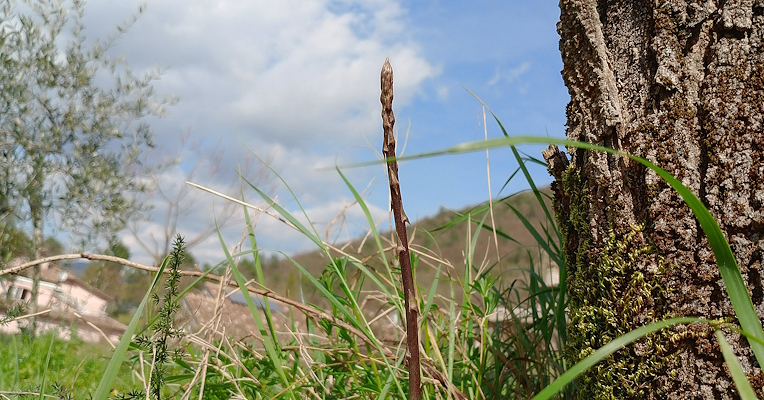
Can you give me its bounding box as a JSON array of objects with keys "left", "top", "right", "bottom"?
[
  {"left": 482, "top": 106, "right": 502, "bottom": 278},
  {"left": 6, "top": 308, "right": 51, "bottom": 322},
  {"left": 380, "top": 57, "right": 421, "bottom": 400},
  {"left": 73, "top": 311, "right": 116, "bottom": 349}
]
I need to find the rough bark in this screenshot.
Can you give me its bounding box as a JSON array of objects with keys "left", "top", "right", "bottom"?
[{"left": 547, "top": 0, "right": 764, "bottom": 398}]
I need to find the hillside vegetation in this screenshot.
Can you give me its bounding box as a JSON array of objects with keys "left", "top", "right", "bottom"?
[{"left": 263, "top": 187, "right": 556, "bottom": 306}]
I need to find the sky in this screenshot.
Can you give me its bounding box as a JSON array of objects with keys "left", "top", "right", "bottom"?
[{"left": 65, "top": 0, "right": 569, "bottom": 266}]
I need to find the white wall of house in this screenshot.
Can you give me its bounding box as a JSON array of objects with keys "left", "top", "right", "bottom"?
[
  {"left": 0, "top": 316, "right": 120, "bottom": 343},
  {"left": 2, "top": 274, "right": 108, "bottom": 316},
  {"left": 3, "top": 276, "right": 59, "bottom": 308},
  {"left": 1, "top": 263, "right": 123, "bottom": 343},
  {"left": 58, "top": 280, "right": 108, "bottom": 315}
]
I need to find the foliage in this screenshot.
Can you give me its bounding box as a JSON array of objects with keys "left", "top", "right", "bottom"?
[
  {"left": 0, "top": 0, "right": 171, "bottom": 337},
  {"left": 237, "top": 254, "right": 280, "bottom": 280},
  {"left": 0, "top": 303, "right": 25, "bottom": 326},
  {"left": 0, "top": 19, "right": 756, "bottom": 393},
  {"left": 0, "top": 0, "right": 171, "bottom": 249},
  {"left": 0, "top": 224, "right": 30, "bottom": 266},
  {"left": 132, "top": 235, "right": 185, "bottom": 399},
  {"left": 83, "top": 242, "right": 129, "bottom": 302}
]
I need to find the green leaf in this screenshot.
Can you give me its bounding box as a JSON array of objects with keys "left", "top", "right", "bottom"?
[{"left": 215, "top": 216, "right": 293, "bottom": 398}]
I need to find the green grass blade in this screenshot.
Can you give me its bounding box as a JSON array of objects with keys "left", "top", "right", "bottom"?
[
  {"left": 38, "top": 334, "right": 55, "bottom": 400},
  {"left": 421, "top": 264, "right": 442, "bottom": 323},
  {"left": 132, "top": 255, "right": 237, "bottom": 338},
  {"left": 238, "top": 156, "right": 385, "bottom": 349},
  {"left": 716, "top": 324, "right": 764, "bottom": 348},
  {"left": 463, "top": 214, "right": 524, "bottom": 248},
  {"left": 447, "top": 280, "right": 457, "bottom": 387},
  {"left": 280, "top": 253, "right": 406, "bottom": 398},
  {"left": 432, "top": 192, "right": 516, "bottom": 233},
  {"left": 336, "top": 166, "right": 390, "bottom": 269},
  {"left": 531, "top": 317, "right": 699, "bottom": 400},
  {"left": 241, "top": 175, "right": 324, "bottom": 250},
  {"left": 507, "top": 143, "right": 561, "bottom": 242},
  {"left": 537, "top": 220, "right": 562, "bottom": 256},
  {"left": 94, "top": 256, "right": 170, "bottom": 399},
  {"left": 715, "top": 330, "right": 758, "bottom": 399},
  {"left": 238, "top": 170, "right": 393, "bottom": 349},
  {"left": 468, "top": 92, "right": 560, "bottom": 241},
  {"left": 239, "top": 177, "right": 280, "bottom": 344},
  {"left": 335, "top": 166, "right": 402, "bottom": 310},
  {"left": 498, "top": 166, "right": 522, "bottom": 196},
  {"left": 504, "top": 203, "right": 562, "bottom": 269},
  {"left": 13, "top": 334, "right": 19, "bottom": 389},
  {"left": 378, "top": 373, "right": 394, "bottom": 400},
  {"left": 345, "top": 258, "right": 395, "bottom": 301},
  {"left": 519, "top": 149, "right": 549, "bottom": 168},
  {"left": 243, "top": 146, "right": 324, "bottom": 246},
  {"left": 215, "top": 218, "right": 293, "bottom": 396}
]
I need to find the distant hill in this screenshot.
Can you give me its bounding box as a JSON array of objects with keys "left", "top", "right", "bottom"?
[
  {"left": 258, "top": 187, "right": 559, "bottom": 306},
  {"left": 66, "top": 260, "right": 90, "bottom": 278}
]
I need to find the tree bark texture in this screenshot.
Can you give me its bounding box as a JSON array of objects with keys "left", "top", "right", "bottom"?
[{"left": 547, "top": 0, "right": 764, "bottom": 398}]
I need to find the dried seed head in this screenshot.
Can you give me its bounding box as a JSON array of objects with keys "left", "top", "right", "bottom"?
[
  {"left": 381, "top": 58, "right": 395, "bottom": 154},
  {"left": 381, "top": 58, "right": 394, "bottom": 105}
]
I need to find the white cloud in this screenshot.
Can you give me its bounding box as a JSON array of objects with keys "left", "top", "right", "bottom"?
[
  {"left": 78, "top": 0, "right": 435, "bottom": 264},
  {"left": 253, "top": 196, "right": 389, "bottom": 256},
  {"left": 436, "top": 85, "right": 450, "bottom": 101},
  {"left": 123, "top": 140, "right": 390, "bottom": 266},
  {"left": 487, "top": 62, "right": 532, "bottom": 86},
  {"left": 88, "top": 0, "right": 437, "bottom": 148},
  {"left": 487, "top": 68, "right": 502, "bottom": 86},
  {"left": 504, "top": 62, "right": 532, "bottom": 82}
]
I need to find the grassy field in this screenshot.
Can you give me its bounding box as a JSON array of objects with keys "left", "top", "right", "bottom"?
[
  {"left": 1, "top": 130, "right": 761, "bottom": 399},
  {"left": 0, "top": 332, "right": 136, "bottom": 398},
  {"left": 1, "top": 144, "right": 572, "bottom": 399}
]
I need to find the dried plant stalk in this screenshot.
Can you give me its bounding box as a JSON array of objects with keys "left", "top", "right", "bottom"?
[{"left": 380, "top": 57, "right": 421, "bottom": 400}]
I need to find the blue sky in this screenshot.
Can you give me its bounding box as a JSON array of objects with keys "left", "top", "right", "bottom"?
[{"left": 72, "top": 0, "right": 568, "bottom": 265}]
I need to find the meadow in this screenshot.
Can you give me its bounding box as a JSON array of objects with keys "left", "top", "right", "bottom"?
[
  {"left": 1, "top": 154, "right": 571, "bottom": 399},
  {"left": 3, "top": 112, "right": 763, "bottom": 399}
]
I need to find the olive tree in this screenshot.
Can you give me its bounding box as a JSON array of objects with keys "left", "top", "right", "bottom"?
[{"left": 0, "top": 0, "right": 172, "bottom": 332}]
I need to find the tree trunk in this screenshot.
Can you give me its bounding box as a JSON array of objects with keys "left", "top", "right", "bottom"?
[
  {"left": 546, "top": 0, "right": 764, "bottom": 398},
  {"left": 29, "top": 155, "right": 44, "bottom": 338}
]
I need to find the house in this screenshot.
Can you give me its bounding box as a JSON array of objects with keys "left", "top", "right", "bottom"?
[{"left": 0, "top": 259, "right": 127, "bottom": 344}]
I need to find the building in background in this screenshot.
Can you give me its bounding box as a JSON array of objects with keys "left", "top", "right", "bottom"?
[{"left": 0, "top": 259, "right": 126, "bottom": 343}]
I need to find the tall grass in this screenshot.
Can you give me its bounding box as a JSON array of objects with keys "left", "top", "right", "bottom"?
[{"left": 3, "top": 114, "right": 761, "bottom": 398}]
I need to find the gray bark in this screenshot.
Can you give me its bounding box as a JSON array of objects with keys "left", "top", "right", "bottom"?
[{"left": 547, "top": 0, "right": 764, "bottom": 398}]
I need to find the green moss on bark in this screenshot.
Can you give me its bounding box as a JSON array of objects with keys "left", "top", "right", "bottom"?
[{"left": 561, "top": 163, "right": 685, "bottom": 398}]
